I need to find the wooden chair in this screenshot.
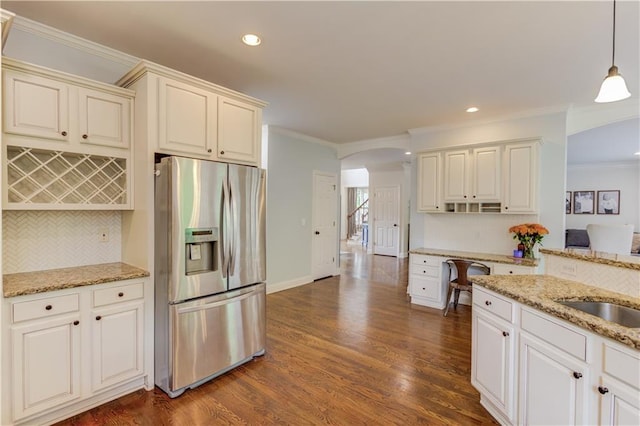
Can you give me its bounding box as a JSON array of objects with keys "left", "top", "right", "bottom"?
[{"left": 443, "top": 259, "right": 490, "bottom": 316}]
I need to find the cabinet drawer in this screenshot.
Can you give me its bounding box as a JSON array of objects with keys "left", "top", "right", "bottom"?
[
  {"left": 602, "top": 341, "right": 640, "bottom": 389},
  {"left": 492, "top": 263, "right": 534, "bottom": 275},
  {"left": 12, "top": 293, "right": 79, "bottom": 323},
  {"left": 411, "top": 278, "right": 440, "bottom": 300},
  {"left": 93, "top": 282, "right": 144, "bottom": 307},
  {"left": 521, "top": 308, "right": 587, "bottom": 361},
  {"left": 411, "top": 255, "right": 442, "bottom": 267},
  {"left": 473, "top": 286, "right": 513, "bottom": 323},
  {"left": 410, "top": 264, "right": 440, "bottom": 278}
]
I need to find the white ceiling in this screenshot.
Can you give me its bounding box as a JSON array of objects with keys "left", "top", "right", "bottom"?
[{"left": 3, "top": 1, "right": 639, "bottom": 148}]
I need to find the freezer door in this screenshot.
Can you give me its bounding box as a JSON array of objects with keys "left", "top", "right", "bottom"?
[
  {"left": 165, "top": 156, "right": 228, "bottom": 302},
  {"left": 169, "top": 283, "right": 266, "bottom": 392},
  {"left": 227, "top": 165, "right": 266, "bottom": 290}
]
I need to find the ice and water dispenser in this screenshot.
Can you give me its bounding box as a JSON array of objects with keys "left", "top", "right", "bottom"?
[{"left": 185, "top": 228, "right": 218, "bottom": 275}]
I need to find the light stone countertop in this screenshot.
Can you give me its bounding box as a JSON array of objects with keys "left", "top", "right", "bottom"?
[
  {"left": 472, "top": 274, "right": 640, "bottom": 350},
  {"left": 541, "top": 248, "right": 640, "bottom": 271},
  {"left": 3, "top": 262, "right": 150, "bottom": 298},
  {"left": 410, "top": 248, "right": 539, "bottom": 268}
]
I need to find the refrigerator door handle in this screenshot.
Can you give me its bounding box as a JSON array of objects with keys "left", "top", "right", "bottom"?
[
  {"left": 221, "top": 178, "right": 231, "bottom": 277},
  {"left": 175, "top": 290, "right": 257, "bottom": 314},
  {"left": 229, "top": 181, "right": 237, "bottom": 275}
]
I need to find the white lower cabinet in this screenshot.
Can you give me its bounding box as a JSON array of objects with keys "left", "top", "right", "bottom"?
[
  {"left": 4, "top": 279, "right": 148, "bottom": 424},
  {"left": 472, "top": 286, "right": 640, "bottom": 426},
  {"left": 11, "top": 312, "right": 82, "bottom": 420},
  {"left": 519, "top": 333, "right": 588, "bottom": 425},
  {"left": 409, "top": 254, "right": 445, "bottom": 308}
]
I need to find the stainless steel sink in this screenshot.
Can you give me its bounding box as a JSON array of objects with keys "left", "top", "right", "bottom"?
[{"left": 557, "top": 301, "right": 640, "bottom": 328}]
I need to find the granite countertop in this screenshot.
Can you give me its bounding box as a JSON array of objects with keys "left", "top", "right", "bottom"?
[
  {"left": 410, "top": 248, "right": 539, "bottom": 268},
  {"left": 472, "top": 274, "right": 640, "bottom": 350},
  {"left": 3, "top": 262, "right": 150, "bottom": 298},
  {"left": 541, "top": 248, "right": 640, "bottom": 271}
]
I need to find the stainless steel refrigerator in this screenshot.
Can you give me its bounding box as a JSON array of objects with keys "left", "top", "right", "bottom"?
[{"left": 154, "top": 156, "right": 266, "bottom": 398}]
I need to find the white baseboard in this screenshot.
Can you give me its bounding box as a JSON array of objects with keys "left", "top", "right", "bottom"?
[{"left": 266, "top": 275, "right": 313, "bottom": 294}]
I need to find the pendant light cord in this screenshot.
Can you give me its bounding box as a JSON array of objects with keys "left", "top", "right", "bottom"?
[{"left": 612, "top": 0, "right": 616, "bottom": 67}]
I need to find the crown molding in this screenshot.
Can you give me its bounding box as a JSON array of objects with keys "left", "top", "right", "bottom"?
[
  {"left": 267, "top": 126, "right": 337, "bottom": 150},
  {"left": 566, "top": 99, "right": 640, "bottom": 135},
  {"left": 10, "top": 15, "right": 138, "bottom": 68}
]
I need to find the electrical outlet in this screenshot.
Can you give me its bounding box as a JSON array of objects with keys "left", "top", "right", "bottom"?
[{"left": 99, "top": 228, "right": 109, "bottom": 242}]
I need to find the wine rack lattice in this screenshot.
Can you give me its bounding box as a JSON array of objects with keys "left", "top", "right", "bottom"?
[{"left": 6, "top": 146, "right": 127, "bottom": 205}]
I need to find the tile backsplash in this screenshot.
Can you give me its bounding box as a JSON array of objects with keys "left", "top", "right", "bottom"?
[{"left": 3, "top": 211, "right": 122, "bottom": 274}]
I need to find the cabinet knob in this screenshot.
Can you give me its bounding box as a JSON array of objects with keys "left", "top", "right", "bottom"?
[
  {"left": 82, "top": 134, "right": 88, "bottom": 139},
  {"left": 502, "top": 331, "right": 509, "bottom": 337},
  {"left": 504, "top": 206, "right": 509, "bottom": 210},
  {"left": 436, "top": 206, "right": 439, "bottom": 209},
  {"left": 463, "top": 195, "right": 467, "bottom": 199},
  {"left": 423, "top": 260, "right": 426, "bottom": 263},
  {"left": 95, "top": 315, "right": 102, "bottom": 321},
  {"left": 315, "top": 231, "right": 320, "bottom": 235},
  {"left": 220, "top": 150, "right": 225, "bottom": 155},
  {"left": 472, "top": 195, "right": 476, "bottom": 199},
  {"left": 572, "top": 372, "right": 582, "bottom": 379},
  {"left": 61, "top": 131, "right": 67, "bottom": 136},
  {"left": 45, "top": 305, "right": 52, "bottom": 310},
  {"left": 485, "top": 300, "right": 492, "bottom": 306},
  {"left": 423, "top": 270, "right": 426, "bottom": 273},
  {"left": 207, "top": 149, "right": 212, "bottom": 153},
  {"left": 598, "top": 386, "right": 609, "bottom": 395},
  {"left": 73, "top": 320, "right": 80, "bottom": 326},
  {"left": 422, "top": 287, "right": 425, "bottom": 290},
  {"left": 118, "top": 292, "right": 124, "bottom": 297}
]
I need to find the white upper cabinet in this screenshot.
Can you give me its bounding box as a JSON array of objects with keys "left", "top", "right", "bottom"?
[
  {"left": 118, "top": 60, "right": 267, "bottom": 166},
  {"left": 4, "top": 69, "right": 70, "bottom": 141},
  {"left": 217, "top": 96, "right": 261, "bottom": 164},
  {"left": 472, "top": 146, "right": 501, "bottom": 202},
  {"left": 443, "top": 150, "right": 469, "bottom": 201},
  {"left": 78, "top": 87, "right": 131, "bottom": 149},
  {"left": 158, "top": 77, "right": 217, "bottom": 157},
  {"left": 502, "top": 141, "right": 538, "bottom": 213},
  {"left": 417, "top": 152, "right": 442, "bottom": 212}
]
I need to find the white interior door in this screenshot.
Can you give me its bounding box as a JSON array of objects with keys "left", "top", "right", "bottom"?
[
  {"left": 312, "top": 172, "right": 338, "bottom": 280},
  {"left": 373, "top": 185, "right": 400, "bottom": 256}
]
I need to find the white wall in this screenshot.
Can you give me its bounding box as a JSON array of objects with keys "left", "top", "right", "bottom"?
[
  {"left": 340, "top": 168, "right": 369, "bottom": 240},
  {"left": 265, "top": 127, "right": 340, "bottom": 292},
  {"left": 566, "top": 162, "right": 639, "bottom": 231},
  {"left": 409, "top": 111, "right": 568, "bottom": 254}
]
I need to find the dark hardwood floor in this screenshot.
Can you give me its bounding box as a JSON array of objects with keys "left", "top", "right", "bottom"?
[{"left": 56, "top": 244, "right": 496, "bottom": 425}]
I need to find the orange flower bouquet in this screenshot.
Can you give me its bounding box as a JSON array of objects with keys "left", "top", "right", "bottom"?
[{"left": 509, "top": 223, "right": 549, "bottom": 259}]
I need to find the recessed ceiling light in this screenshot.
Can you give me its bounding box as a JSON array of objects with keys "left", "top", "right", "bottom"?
[
  {"left": 405, "top": 151, "right": 412, "bottom": 155},
  {"left": 242, "top": 34, "right": 261, "bottom": 46},
  {"left": 466, "top": 107, "right": 479, "bottom": 113}
]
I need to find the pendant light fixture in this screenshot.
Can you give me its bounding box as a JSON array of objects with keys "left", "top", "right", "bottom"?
[{"left": 595, "top": 0, "right": 631, "bottom": 103}]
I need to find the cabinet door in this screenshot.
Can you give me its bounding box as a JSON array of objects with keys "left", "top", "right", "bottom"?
[
  {"left": 443, "top": 150, "right": 469, "bottom": 201},
  {"left": 598, "top": 376, "right": 640, "bottom": 426},
  {"left": 417, "top": 152, "right": 441, "bottom": 212},
  {"left": 503, "top": 142, "right": 538, "bottom": 213},
  {"left": 78, "top": 87, "right": 131, "bottom": 149},
  {"left": 217, "top": 96, "right": 260, "bottom": 164},
  {"left": 519, "top": 333, "right": 588, "bottom": 425},
  {"left": 91, "top": 301, "right": 144, "bottom": 392},
  {"left": 3, "top": 70, "right": 69, "bottom": 141},
  {"left": 12, "top": 314, "right": 81, "bottom": 420},
  {"left": 158, "top": 78, "right": 217, "bottom": 156},
  {"left": 472, "top": 310, "right": 515, "bottom": 422},
  {"left": 472, "top": 146, "right": 501, "bottom": 201}
]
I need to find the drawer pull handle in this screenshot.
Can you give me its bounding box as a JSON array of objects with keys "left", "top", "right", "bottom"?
[
  {"left": 573, "top": 372, "right": 582, "bottom": 379},
  {"left": 82, "top": 134, "right": 88, "bottom": 139},
  {"left": 207, "top": 149, "right": 212, "bottom": 153},
  {"left": 220, "top": 150, "right": 225, "bottom": 155},
  {"left": 502, "top": 331, "right": 509, "bottom": 337},
  {"left": 73, "top": 320, "right": 80, "bottom": 326},
  {"left": 61, "top": 131, "right": 67, "bottom": 136},
  {"left": 598, "top": 386, "right": 609, "bottom": 395},
  {"left": 96, "top": 316, "right": 102, "bottom": 321},
  {"left": 45, "top": 305, "right": 52, "bottom": 310},
  {"left": 118, "top": 292, "right": 124, "bottom": 297},
  {"left": 485, "top": 300, "right": 492, "bottom": 306}
]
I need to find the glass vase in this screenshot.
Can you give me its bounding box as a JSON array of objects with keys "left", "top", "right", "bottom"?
[{"left": 523, "top": 243, "right": 535, "bottom": 259}]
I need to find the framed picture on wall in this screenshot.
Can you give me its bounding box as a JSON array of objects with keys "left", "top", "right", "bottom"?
[
  {"left": 573, "top": 191, "right": 595, "bottom": 214},
  {"left": 597, "top": 190, "right": 620, "bottom": 215},
  {"left": 565, "top": 191, "right": 571, "bottom": 214}
]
